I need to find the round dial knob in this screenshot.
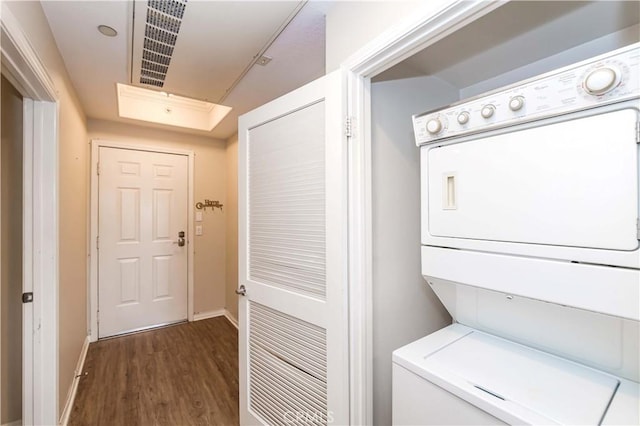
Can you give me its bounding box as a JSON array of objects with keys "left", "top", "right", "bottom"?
[
  {"left": 481, "top": 104, "right": 496, "bottom": 119},
  {"left": 457, "top": 111, "right": 470, "bottom": 125},
  {"left": 509, "top": 96, "right": 525, "bottom": 111},
  {"left": 583, "top": 66, "right": 620, "bottom": 95},
  {"left": 426, "top": 118, "right": 443, "bottom": 134}
]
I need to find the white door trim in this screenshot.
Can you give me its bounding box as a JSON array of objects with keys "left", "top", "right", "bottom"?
[
  {"left": 88, "top": 139, "right": 195, "bottom": 342},
  {"left": 1, "top": 3, "right": 60, "bottom": 425},
  {"left": 340, "top": 1, "right": 505, "bottom": 424}
]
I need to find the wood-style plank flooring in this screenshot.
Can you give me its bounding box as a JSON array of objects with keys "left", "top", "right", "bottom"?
[{"left": 69, "top": 317, "right": 239, "bottom": 426}]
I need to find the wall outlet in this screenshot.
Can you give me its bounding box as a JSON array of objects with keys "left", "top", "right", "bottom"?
[{"left": 195, "top": 225, "right": 203, "bottom": 236}]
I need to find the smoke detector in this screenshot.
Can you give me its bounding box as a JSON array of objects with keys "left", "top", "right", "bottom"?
[{"left": 256, "top": 55, "right": 273, "bottom": 66}]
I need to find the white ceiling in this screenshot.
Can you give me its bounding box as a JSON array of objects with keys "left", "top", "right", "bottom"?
[{"left": 41, "top": 0, "right": 328, "bottom": 140}]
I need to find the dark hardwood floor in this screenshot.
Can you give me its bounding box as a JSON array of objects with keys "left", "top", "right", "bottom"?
[{"left": 69, "top": 317, "right": 239, "bottom": 426}]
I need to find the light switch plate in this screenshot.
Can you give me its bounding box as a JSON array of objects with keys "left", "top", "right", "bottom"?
[
  {"left": 195, "top": 212, "right": 203, "bottom": 222},
  {"left": 195, "top": 225, "right": 203, "bottom": 236}
]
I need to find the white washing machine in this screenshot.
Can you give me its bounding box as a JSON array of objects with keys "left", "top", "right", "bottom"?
[{"left": 393, "top": 43, "right": 640, "bottom": 425}]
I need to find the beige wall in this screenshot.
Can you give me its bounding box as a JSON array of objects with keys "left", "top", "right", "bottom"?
[
  {"left": 4, "top": 0, "right": 90, "bottom": 417},
  {"left": 88, "top": 119, "right": 228, "bottom": 315},
  {"left": 224, "top": 134, "right": 239, "bottom": 322},
  {"left": 325, "top": 0, "right": 450, "bottom": 71},
  {"left": 1, "top": 75, "right": 24, "bottom": 424},
  {"left": 58, "top": 91, "right": 89, "bottom": 418}
]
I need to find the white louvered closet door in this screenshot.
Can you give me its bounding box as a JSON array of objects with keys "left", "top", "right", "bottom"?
[{"left": 238, "top": 71, "right": 348, "bottom": 426}]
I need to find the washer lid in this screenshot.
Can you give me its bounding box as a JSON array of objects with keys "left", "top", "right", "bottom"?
[{"left": 425, "top": 330, "right": 619, "bottom": 425}]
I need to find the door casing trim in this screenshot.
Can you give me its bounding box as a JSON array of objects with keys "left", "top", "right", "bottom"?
[
  {"left": 88, "top": 139, "right": 195, "bottom": 342},
  {"left": 1, "top": 3, "right": 60, "bottom": 424}
]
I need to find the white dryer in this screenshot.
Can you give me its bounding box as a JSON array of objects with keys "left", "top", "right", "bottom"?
[{"left": 393, "top": 43, "right": 640, "bottom": 425}]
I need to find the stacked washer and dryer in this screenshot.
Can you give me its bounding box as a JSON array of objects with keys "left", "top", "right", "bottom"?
[{"left": 392, "top": 43, "right": 640, "bottom": 424}]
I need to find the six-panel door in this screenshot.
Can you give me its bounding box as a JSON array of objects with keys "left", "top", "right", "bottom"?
[{"left": 98, "top": 147, "right": 188, "bottom": 338}]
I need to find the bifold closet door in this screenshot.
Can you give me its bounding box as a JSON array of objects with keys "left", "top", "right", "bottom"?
[{"left": 238, "top": 71, "right": 349, "bottom": 426}]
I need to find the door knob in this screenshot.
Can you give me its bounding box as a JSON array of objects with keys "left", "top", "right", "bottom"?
[
  {"left": 174, "top": 231, "right": 185, "bottom": 247},
  {"left": 235, "top": 285, "right": 246, "bottom": 296}
]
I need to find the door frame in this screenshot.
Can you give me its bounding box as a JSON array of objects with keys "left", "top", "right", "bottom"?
[
  {"left": 88, "top": 139, "right": 195, "bottom": 342},
  {"left": 1, "top": 3, "right": 60, "bottom": 425},
  {"left": 341, "top": 1, "right": 505, "bottom": 423}
]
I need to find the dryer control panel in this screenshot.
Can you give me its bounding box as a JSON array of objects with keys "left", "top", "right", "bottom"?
[{"left": 413, "top": 43, "right": 640, "bottom": 145}]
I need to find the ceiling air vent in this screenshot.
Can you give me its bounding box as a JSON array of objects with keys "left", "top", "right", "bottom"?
[{"left": 139, "top": 0, "right": 187, "bottom": 88}]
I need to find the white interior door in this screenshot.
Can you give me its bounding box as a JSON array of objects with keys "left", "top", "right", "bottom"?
[
  {"left": 238, "top": 70, "right": 349, "bottom": 425},
  {"left": 98, "top": 147, "right": 188, "bottom": 338}
]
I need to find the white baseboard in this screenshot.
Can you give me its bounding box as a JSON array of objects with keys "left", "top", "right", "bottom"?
[
  {"left": 59, "top": 335, "right": 90, "bottom": 426},
  {"left": 192, "top": 309, "right": 238, "bottom": 329},
  {"left": 193, "top": 309, "right": 225, "bottom": 321},
  {"left": 2, "top": 420, "right": 22, "bottom": 426},
  {"left": 224, "top": 310, "right": 239, "bottom": 329}
]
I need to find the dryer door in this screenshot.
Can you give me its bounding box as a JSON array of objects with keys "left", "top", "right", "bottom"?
[{"left": 423, "top": 107, "right": 639, "bottom": 251}]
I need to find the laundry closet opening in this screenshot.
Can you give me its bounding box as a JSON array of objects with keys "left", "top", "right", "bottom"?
[{"left": 367, "top": 1, "right": 640, "bottom": 425}]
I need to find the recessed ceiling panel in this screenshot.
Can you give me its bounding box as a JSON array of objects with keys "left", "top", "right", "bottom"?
[{"left": 117, "top": 83, "right": 232, "bottom": 131}]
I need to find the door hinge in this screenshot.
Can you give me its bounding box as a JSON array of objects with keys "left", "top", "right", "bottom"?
[
  {"left": 22, "top": 292, "right": 33, "bottom": 303},
  {"left": 636, "top": 121, "right": 640, "bottom": 144},
  {"left": 345, "top": 116, "right": 353, "bottom": 138},
  {"left": 97, "top": 162, "right": 100, "bottom": 175},
  {"left": 96, "top": 236, "right": 99, "bottom": 250},
  {"left": 637, "top": 218, "right": 640, "bottom": 240}
]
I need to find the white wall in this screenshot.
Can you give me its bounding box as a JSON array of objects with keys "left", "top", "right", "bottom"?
[
  {"left": 370, "top": 75, "right": 458, "bottom": 425},
  {"left": 460, "top": 23, "right": 640, "bottom": 99}
]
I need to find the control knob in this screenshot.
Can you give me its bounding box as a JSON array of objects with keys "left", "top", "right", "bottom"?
[
  {"left": 457, "top": 111, "right": 470, "bottom": 125},
  {"left": 509, "top": 96, "right": 525, "bottom": 111},
  {"left": 481, "top": 104, "right": 496, "bottom": 119},
  {"left": 583, "top": 66, "right": 621, "bottom": 95},
  {"left": 426, "top": 118, "right": 443, "bottom": 134}
]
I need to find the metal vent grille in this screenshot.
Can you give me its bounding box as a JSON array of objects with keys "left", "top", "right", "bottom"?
[
  {"left": 140, "top": 69, "right": 166, "bottom": 81},
  {"left": 143, "top": 38, "right": 174, "bottom": 57},
  {"left": 148, "top": 0, "right": 186, "bottom": 19},
  {"left": 146, "top": 8, "right": 182, "bottom": 33},
  {"left": 140, "top": 77, "right": 164, "bottom": 87},
  {"left": 139, "top": 0, "right": 187, "bottom": 88},
  {"left": 144, "top": 26, "right": 178, "bottom": 46},
  {"left": 142, "top": 50, "right": 171, "bottom": 66},
  {"left": 249, "top": 302, "right": 328, "bottom": 426}
]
